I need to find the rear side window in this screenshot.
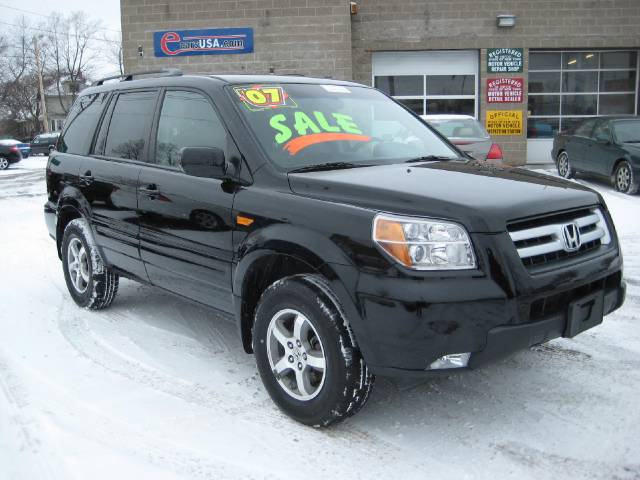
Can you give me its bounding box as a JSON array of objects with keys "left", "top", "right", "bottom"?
[
  {"left": 574, "top": 119, "right": 596, "bottom": 137},
  {"left": 155, "top": 90, "right": 227, "bottom": 168},
  {"left": 58, "top": 93, "right": 107, "bottom": 155},
  {"left": 104, "top": 91, "right": 157, "bottom": 161}
]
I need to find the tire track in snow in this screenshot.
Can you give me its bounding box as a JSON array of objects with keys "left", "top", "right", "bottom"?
[
  {"left": 495, "top": 441, "right": 640, "bottom": 480},
  {"left": 0, "top": 353, "right": 67, "bottom": 480},
  {"left": 55, "top": 302, "right": 429, "bottom": 477}
]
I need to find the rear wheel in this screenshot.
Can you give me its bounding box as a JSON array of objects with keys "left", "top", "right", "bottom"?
[
  {"left": 0, "top": 157, "right": 9, "bottom": 170},
  {"left": 253, "top": 274, "right": 373, "bottom": 427},
  {"left": 556, "top": 151, "right": 574, "bottom": 178},
  {"left": 613, "top": 161, "right": 638, "bottom": 195},
  {"left": 61, "top": 218, "right": 119, "bottom": 309}
]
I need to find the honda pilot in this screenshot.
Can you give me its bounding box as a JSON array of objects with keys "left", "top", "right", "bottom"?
[{"left": 44, "top": 71, "right": 625, "bottom": 427}]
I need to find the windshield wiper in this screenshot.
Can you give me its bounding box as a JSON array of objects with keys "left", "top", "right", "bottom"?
[
  {"left": 288, "top": 162, "right": 371, "bottom": 173},
  {"left": 404, "top": 155, "right": 460, "bottom": 163}
]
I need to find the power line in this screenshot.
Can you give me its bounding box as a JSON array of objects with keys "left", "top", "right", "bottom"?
[
  {"left": 0, "top": 3, "right": 121, "bottom": 34},
  {"left": 0, "top": 20, "right": 121, "bottom": 45}
]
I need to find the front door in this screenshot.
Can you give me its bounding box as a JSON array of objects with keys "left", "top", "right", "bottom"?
[
  {"left": 80, "top": 89, "right": 159, "bottom": 281},
  {"left": 137, "top": 89, "right": 235, "bottom": 312}
]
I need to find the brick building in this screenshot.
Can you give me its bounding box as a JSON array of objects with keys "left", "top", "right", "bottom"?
[{"left": 120, "top": 0, "right": 640, "bottom": 165}]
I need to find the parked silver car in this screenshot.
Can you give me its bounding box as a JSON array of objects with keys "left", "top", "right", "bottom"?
[{"left": 421, "top": 114, "right": 503, "bottom": 163}]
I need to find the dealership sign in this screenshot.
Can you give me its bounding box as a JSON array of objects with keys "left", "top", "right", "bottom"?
[
  {"left": 487, "top": 77, "right": 524, "bottom": 103},
  {"left": 487, "top": 48, "right": 523, "bottom": 73},
  {"left": 486, "top": 110, "right": 523, "bottom": 136},
  {"left": 153, "top": 28, "right": 253, "bottom": 57}
]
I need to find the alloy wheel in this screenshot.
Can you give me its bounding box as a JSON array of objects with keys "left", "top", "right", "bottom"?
[
  {"left": 266, "top": 308, "right": 326, "bottom": 401},
  {"left": 67, "top": 237, "right": 90, "bottom": 293},
  {"left": 558, "top": 152, "right": 569, "bottom": 177},
  {"left": 616, "top": 164, "right": 631, "bottom": 192},
  {"left": 0, "top": 158, "right": 8, "bottom": 170}
]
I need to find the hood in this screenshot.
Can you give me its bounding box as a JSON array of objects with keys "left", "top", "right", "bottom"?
[{"left": 288, "top": 161, "right": 601, "bottom": 232}]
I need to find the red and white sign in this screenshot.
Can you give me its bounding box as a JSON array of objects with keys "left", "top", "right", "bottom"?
[{"left": 486, "top": 77, "right": 523, "bottom": 103}]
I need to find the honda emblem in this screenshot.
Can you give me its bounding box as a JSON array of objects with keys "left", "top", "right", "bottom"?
[{"left": 562, "top": 222, "right": 582, "bottom": 252}]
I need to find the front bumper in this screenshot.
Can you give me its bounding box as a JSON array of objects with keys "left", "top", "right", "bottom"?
[{"left": 347, "top": 232, "right": 624, "bottom": 377}]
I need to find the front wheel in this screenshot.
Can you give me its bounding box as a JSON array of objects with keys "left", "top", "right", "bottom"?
[
  {"left": 253, "top": 274, "right": 373, "bottom": 427},
  {"left": 61, "top": 218, "right": 119, "bottom": 309},
  {"left": 556, "top": 151, "right": 574, "bottom": 178},
  {"left": 613, "top": 161, "right": 638, "bottom": 195},
  {"left": 0, "top": 157, "right": 9, "bottom": 170}
]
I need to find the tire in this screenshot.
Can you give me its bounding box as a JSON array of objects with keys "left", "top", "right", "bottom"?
[
  {"left": 556, "top": 151, "right": 574, "bottom": 179},
  {"left": 613, "top": 161, "right": 638, "bottom": 195},
  {"left": 253, "top": 274, "right": 373, "bottom": 427},
  {"left": 61, "top": 218, "right": 119, "bottom": 309},
  {"left": 0, "top": 157, "right": 9, "bottom": 170}
]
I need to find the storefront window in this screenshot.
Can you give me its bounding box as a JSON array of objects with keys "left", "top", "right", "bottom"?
[
  {"left": 528, "top": 49, "right": 639, "bottom": 138},
  {"left": 425, "top": 99, "right": 475, "bottom": 115},
  {"left": 374, "top": 76, "right": 423, "bottom": 96},
  {"left": 374, "top": 73, "right": 477, "bottom": 117}
]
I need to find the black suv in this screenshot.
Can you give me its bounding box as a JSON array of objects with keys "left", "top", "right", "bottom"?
[
  {"left": 31, "top": 132, "right": 60, "bottom": 155},
  {"left": 45, "top": 71, "right": 625, "bottom": 426}
]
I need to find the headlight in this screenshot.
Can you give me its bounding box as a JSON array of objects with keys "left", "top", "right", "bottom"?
[{"left": 373, "top": 214, "right": 476, "bottom": 270}]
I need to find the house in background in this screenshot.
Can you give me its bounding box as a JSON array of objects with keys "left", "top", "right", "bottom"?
[{"left": 44, "top": 77, "right": 88, "bottom": 132}]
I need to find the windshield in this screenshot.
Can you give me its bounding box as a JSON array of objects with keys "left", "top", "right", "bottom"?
[
  {"left": 229, "top": 83, "right": 458, "bottom": 170},
  {"left": 613, "top": 119, "right": 640, "bottom": 143},
  {"left": 425, "top": 118, "right": 489, "bottom": 139}
]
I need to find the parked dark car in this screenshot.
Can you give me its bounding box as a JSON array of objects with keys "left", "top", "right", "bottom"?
[
  {"left": 421, "top": 114, "right": 504, "bottom": 163},
  {"left": 45, "top": 71, "right": 625, "bottom": 426},
  {"left": 0, "top": 139, "right": 30, "bottom": 158},
  {"left": 552, "top": 116, "right": 640, "bottom": 194},
  {"left": 31, "top": 132, "right": 60, "bottom": 155},
  {"left": 0, "top": 140, "right": 23, "bottom": 170}
]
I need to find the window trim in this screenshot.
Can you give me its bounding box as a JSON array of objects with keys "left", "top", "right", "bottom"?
[
  {"left": 146, "top": 86, "right": 234, "bottom": 174},
  {"left": 92, "top": 88, "right": 161, "bottom": 164}
]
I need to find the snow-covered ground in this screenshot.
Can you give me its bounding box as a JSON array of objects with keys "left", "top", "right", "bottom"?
[{"left": 1, "top": 158, "right": 639, "bottom": 480}]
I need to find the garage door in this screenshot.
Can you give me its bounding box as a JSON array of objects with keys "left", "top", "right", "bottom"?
[{"left": 372, "top": 50, "right": 479, "bottom": 118}]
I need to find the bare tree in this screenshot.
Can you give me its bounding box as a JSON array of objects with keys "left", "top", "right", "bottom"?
[
  {"left": 41, "top": 12, "right": 101, "bottom": 115},
  {"left": 101, "top": 32, "right": 124, "bottom": 77},
  {"left": 0, "top": 17, "right": 42, "bottom": 137}
]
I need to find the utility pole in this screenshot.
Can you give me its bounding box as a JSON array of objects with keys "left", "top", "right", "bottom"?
[{"left": 33, "top": 36, "right": 49, "bottom": 133}]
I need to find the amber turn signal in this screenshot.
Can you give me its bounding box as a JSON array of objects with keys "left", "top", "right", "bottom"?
[
  {"left": 237, "top": 215, "right": 254, "bottom": 226},
  {"left": 373, "top": 217, "right": 412, "bottom": 266}
]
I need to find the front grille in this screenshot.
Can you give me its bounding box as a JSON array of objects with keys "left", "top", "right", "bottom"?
[{"left": 508, "top": 207, "right": 611, "bottom": 270}]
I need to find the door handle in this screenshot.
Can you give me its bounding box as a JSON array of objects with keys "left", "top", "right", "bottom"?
[
  {"left": 140, "top": 183, "right": 160, "bottom": 199},
  {"left": 79, "top": 170, "right": 94, "bottom": 185}
]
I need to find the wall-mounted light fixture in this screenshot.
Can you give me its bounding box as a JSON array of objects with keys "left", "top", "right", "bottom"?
[
  {"left": 350, "top": 2, "right": 358, "bottom": 15},
  {"left": 138, "top": 45, "right": 144, "bottom": 57},
  {"left": 496, "top": 14, "right": 516, "bottom": 28}
]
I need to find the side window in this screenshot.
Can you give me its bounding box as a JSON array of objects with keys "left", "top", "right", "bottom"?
[
  {"left": 104, "top": 91, "right": 157, "bottom": 161},
  {"left": 574, "top": 119, "right": 596, "bottom": 138},
  {"left": 155, "top": 90, "right": 227, "bottom": 168},
  {"left": 58, "top": 93, "right": 107, "bottom": 155},
  {"left": 592, "top": 121, "right": 611, "bottom": 142}
]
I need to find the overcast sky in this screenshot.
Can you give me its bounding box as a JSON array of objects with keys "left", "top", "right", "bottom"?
[{"left": 1, "top": 0, "right": 122, "bottom": 77}]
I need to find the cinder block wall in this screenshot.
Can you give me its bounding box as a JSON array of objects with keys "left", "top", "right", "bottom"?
[
  {"left": 121, "top": 0, "right": 353, "bottom": 79},
  {"left": 351, "top": 0, "right": 640, "bottom": 165}
]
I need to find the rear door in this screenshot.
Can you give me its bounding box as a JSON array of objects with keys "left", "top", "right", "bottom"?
[
  {"left": 79, "top": 89, "right": 159, "bottom": 281},
  {"left": 137, "top": 88, "right": 236, "bottom": 312},
  {"left": 567, "top": 118, "right": 597, "bottom": 171}
]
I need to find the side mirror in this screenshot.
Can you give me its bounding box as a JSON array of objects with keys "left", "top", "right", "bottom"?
[{"left": 180, "top": 146, "right": 226, "bottom": 179}]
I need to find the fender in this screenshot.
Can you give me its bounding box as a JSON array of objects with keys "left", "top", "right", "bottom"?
[
  {"left": 55, "top": 185, "right": 107, "bottom": 261},
  {"left": 232, "top": 224, "right": 375, "bottom": 362}
]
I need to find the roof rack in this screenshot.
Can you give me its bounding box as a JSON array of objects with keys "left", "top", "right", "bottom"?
[{"left": 94, "top": 68, "right": 183, "bottom": 86}]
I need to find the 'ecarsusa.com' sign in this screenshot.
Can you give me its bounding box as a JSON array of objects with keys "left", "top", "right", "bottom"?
[{"left": 153, "top": 28, "right": 254, "bottom": 57}]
